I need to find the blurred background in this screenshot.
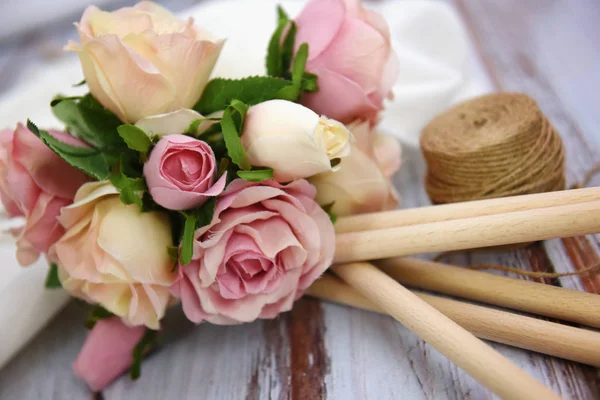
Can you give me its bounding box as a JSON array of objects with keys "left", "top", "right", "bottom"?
[
  {"left": 0, "top": 0, "right": 202, "bottom": 39},
  {"left": 0, "top": 0, "right": 279, "bottom": 93}
]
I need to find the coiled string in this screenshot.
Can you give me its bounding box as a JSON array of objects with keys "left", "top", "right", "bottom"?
[{"left": 421, "top": 93, "right": 566, "bottom": 204}]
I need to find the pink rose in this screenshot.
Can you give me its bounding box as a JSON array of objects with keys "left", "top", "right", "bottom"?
[
  {"left": 66, "top": 2, "right": 224, "bottom": 123},
  {"left": 309, "top": 120, "right": 400, "bottom": 216},
  {"left": 170, "top": 179, "right": 335, "bottom": 324},
  {"left": 0, "top": 124, "right": 89, "bottom": 265},
  {"left": 73, "top": 317, "right": 145, "bottom": 392},
  {"left": 143, "top": 135, "right": 226, "bottom": 210},
  {"left": 295, "top": 0, "right": 399, "bottom": 124}
]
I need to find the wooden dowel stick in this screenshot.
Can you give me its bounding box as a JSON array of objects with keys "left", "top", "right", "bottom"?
[
  {"left": 335, "top": 201, "right": 600, "bottom": 264},
  {"left": 307, "top": 275, "right": 600, "bottom": 367},
  {"left": 332, "top": 262, "right": 559, "bottom": 400},
  {"left": 376, "top": 257, "right": 600, "bottom": 329},
  {"left": 335, "top": 187, "right": 600, "bottom": 233}
]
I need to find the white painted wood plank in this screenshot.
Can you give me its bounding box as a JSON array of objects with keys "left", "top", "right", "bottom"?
[{"left": 1, "top": 1, "right": 600, "bottom": 399}]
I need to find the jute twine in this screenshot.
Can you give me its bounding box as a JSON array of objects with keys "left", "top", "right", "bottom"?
[
  {"left": 420, "top": 93, "right": 566, "bottom": 204},
  {"left": 421, "top": 93, "right": 600, "bottom": 280}
]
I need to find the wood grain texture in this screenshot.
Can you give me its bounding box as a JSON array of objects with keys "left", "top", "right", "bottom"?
[{"left": 1, "top": 0, "right": 600, "bottom": 399}]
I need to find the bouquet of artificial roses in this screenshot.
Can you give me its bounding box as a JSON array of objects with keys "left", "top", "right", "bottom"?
[{"left": 0, "top": 0, "right": 400, "bottom": 390}]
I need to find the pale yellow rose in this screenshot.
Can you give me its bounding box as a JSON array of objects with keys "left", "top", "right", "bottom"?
[
  {"left": 52, "top": 181, "right": 175, "bottom": 329},
  {"left": 309, "top": 120, "right": 400, "bottom": 216},
  {"left": 66, "top": 1, "right": 224, "bottom": 123},
  {"left": 241, "top": 100, "right": 352, "bottom": 182}
]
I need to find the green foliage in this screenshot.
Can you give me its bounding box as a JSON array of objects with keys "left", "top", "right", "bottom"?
[
  {"left": 301, "top": 71, "right": 319, "bottom": 93},
  {"left": 266, "top": 6, "right": 293, "bottom": 76},
  {"left": 220, "top": 101, "right": 251, "bottom": 170},
  {"left": 109, "top": 171, "right": 147, "bottom": 209},
  {"left": 84, "top": 305, "right": 113, "bottom": 330},
  {"left": 237, "top": 168, "right": 274, "bottom": 182},
  {"left": 28, "top": 120, "right": 111, "bottom": 180},
  {"left": 321, "top": 202, "right": 338, "bottom": 224},
  {"left": 178, "top": 198, "right": 217, "bottom": 266},
  {"left": 280, "top": 23, "right": 297, "bottom": 76},
  {"left": 45, "top": 263, "right": 61, "bottom": 289},
  {"left": 130, "top": 329, "right": 158, "bottom": 380},
  {"left": 167, "top": 246, "right": 179, "bottom": 263},
  {"left": 179, "top": 214, "right": 198, "bottom": 266},
  {"left": 194, "top": 76, "right": 291, "bottom": 115},
  {"left": 117, "top": 124, "right": 152, "bottom": 153},
  {"left": 265, "top": 5, "right": 317, "bottom": 96},
  {"left": 51, "top": 94, "right": 125, "bottom": 151},
  {"left": 275, "top": 43, "right": 310, "bottom": 100}
]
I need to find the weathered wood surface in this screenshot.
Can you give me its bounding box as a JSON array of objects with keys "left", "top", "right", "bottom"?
[{"left": 1, "top": 0, "right": 600, "bottom": 398}]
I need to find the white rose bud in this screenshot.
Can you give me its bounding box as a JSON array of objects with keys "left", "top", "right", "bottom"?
[{"left": 241, "top": 100, "right": 352, "bottom": 182}]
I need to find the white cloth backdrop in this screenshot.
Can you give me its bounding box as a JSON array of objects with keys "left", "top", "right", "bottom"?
[{"left": 0, "top": 0, "right": 492, "bottom": 368}]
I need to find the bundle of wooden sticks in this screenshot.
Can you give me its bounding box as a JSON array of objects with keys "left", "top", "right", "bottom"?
[{"left": 307, "top": 187, "right": 600, "bottom": 400}]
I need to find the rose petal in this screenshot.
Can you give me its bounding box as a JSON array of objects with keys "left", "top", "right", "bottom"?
[
  {"left": 135, "top": 109, "right": 205, "bottom": 137},
  {"left": 295, "top": 0, "right": 346, "bottom": 60},
  {"left": 300, "top": 68, "right": 379, "bottom": 123}
]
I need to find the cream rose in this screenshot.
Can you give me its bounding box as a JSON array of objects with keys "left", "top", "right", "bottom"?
[
  {"left": 309, "top": 120, "right": 400, "bottom": 216},
  {"left": 52, "top": 181, "right": 175, "bottom": 329},
  {"left": 241, "top": 100, "right": 352, "bottom": 182},
  {"left": 67, "top": 1, "right": 224, "bottom": 123}
]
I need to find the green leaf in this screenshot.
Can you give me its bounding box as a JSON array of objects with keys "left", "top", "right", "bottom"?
[
  {"left": 194, "top": 76, "right": 291, "bottom": 115},
  {"left": 179, "top": 214, "right": 197, "bottom": 266},
  {"left": 217, "top": 158, "right": 230, "bottom": 177},
  {"left": 220, "top": 105, "right": 251, "bottom": 170},
  {"left": 45, "top": 263, "right": 61, "bottom": 289},
  {"left": 130, "top": 328, "right": 158, "bottom": 380},
  {"left": 237, "top": 168, "right": 273, "bottom": 182},
  {"left": 167, "top": 246, "right": 179, "bottom": 263},
  {"left": 110, "top": 171, "right": 146, "bottom": 209},
  {"left": 196, "top": 197, "right": 217, "bottom": 228},
  {"left": 50, "top": 96, "right": 83, "bottom": 106},
  {"left": 266, "top": 6, "right": 291, "bottom": 76},
  {"left": 280, "top": 22, "right": 297, "bottom": 75},
  {"left": 28, "top": 120, "right": 110, "bottom": 180},
  {"left": 275, "top": 43, "right": 310, "bottom": 101},
  {"left": 84, "top": 305, "right": 113, "bottom": 329},
  {"left": 177, "top": 198, "right": 216, "bottom": 265},
  {"left": 185, "top": 119, "right": 204, "bottom": 135},
  {"left": 321, "top": 202, "right": 338, "bottom": 224},
  {"left": 292, "top": 44, "right": 310, "bottom": 84},
  {"left": 229, "top": 99, "right": 249, "bottom": 121},
  {"left": 73, "top": 79, "right": 86, "bottom": 87},
  {"left": 52, "top": 94, "right": 125, "bottom": 151},
  {"left": 301, "top": 72, "right": 319, "bottom": 93},
  {"left": 277, "top": 5, "right": 289, "bottom": 22},
  {"left": 117, "top": 124, "right": 152, "bottom": 153}
]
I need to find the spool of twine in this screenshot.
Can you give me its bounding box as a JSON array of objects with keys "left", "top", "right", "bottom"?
[{"left": 420, "top": 93, "right": 566, "bottom": 204}]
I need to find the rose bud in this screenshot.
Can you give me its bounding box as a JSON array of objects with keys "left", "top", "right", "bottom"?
[
  {"left": 295, "top": 0, "right": 399, "bottom": 124},
  {"left": 309, "top": 120, "right": 400, "bottom": 216},
  {"left": 170, "top": 179, "right": 335, "bottom": 324},
  {"left": 0, "top": 124, "right": 89, "bottom": 265},
  {"left": 241, "top": 100, "right": 352, "bottom": 182},
  {"left": 66, "top": 1, "right": 224, "bottom": 123},
  {"left": 143, "top": 135, "right": 226, "bottom": 211},
  {"left": 72, "top": 317, "right": 145, "bottom": 392},
  {"left": 53, "top": 181, "right": 175, "bottom": 329}
]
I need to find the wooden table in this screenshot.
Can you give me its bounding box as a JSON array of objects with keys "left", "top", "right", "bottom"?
[{"left": 1, "top": 0, "right": 600, "bottom": 398}]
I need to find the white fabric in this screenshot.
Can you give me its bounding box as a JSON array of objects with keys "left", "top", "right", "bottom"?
[
  {"left": 0, "top": 0, "right": 114, "bottom": 39},
  {"left": 0, "top": 0, "right": 492, "bottom": 368}
]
